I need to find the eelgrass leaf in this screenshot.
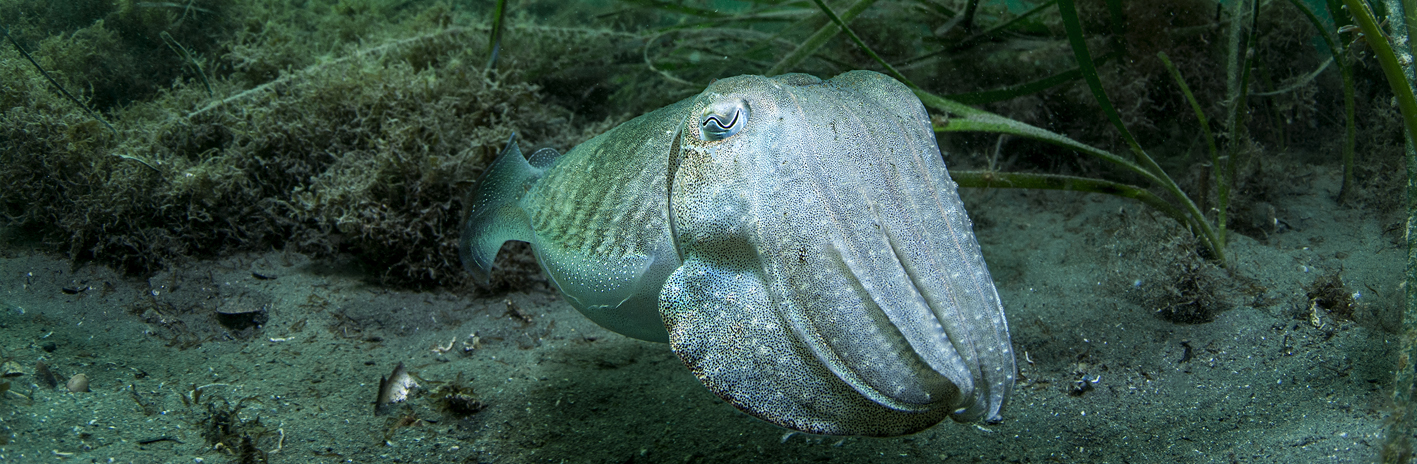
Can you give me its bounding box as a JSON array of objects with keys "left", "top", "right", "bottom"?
[
  {"left": 906, "top": 0, "right": 957, "bottom": 19},
  {"left": 1288, "top": 0, "right": 1356, "bottom": 201},
  {"left": 1249, "top": 58, "right": 1333, "bottom": 97},
  {"left": 486, "top": 0, "right": 507, "bottom": 70},
  {"left": 1056, "top": 0, "right": 1223, "bottom": 263},
  {"left": 1158, "top": 51, "right": 1220, "bottom": 244},
  {"left": 941, "top": 50, "right": 1115, "bottom": 105},
  {"left": 1157, "top": 51, "right": 1218, "bottom": 171},
  {"left": 951, "top": 170, "right": 1190, "bottom": 229},
  {"left": 805, "top": 0, "right": 913, "bottom": 87},
  {"left": 1056, "top": 0, "right": 1144, "bottom": 163},
  {"left": 618, "top": 0, "right": 734, "bottom": 18},
  {"left": 767, "top": 0, "right": 878, "bottom": 76},
  {"left": 899, "top": 0, "right": 1057, "bottom": 67},
  {"left": 930, "top": 106, "right": 1157, "bottom": 184},
  {"left": 1338, "top": 0, "right": 1417, "bottom": 148},
  {"left": 160, "top": 31, "right": 213, "bottom": 97}
]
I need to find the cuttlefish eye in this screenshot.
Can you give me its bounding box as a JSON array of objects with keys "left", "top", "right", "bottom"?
[{"left": 699, "top": 98, "right": 750, "bottom": 141}]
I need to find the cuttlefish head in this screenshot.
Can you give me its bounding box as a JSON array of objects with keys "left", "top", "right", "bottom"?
[{"left": 661, "top": 71, "right": 1014, "bottom": 437}]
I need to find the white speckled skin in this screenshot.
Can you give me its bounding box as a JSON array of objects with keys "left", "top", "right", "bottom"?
[{"left": 462, "top": 71, "right": 1014, "bottom": 437}]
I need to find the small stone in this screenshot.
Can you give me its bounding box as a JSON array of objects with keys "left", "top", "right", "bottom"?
[{"left": 66, "top": 373, "right": 90, "bottom": 392}]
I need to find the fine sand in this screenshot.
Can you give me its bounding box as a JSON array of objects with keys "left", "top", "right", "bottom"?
[{"left": 0, "top": 162, "right": 1399, "bottom": 463}]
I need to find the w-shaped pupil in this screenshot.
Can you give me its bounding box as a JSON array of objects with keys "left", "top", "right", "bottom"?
[{"left": 704, "top": 111, "right": 739, "bottom": 132}]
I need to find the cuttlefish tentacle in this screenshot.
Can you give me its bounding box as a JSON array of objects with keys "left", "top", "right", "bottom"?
[{"left": 463, "top": 70, "right": 1013, "bottom": 436}]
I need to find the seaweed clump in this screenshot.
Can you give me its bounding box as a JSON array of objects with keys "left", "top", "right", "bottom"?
[
  {"left": 1305, "top": 272, "right": 1356, "bottom": 321},
  {"left": 0, "top": 0, "right": 231, "bottom": 112},
  {"left": 430, "top": 373, "right": 486, "bottom": 418},
  {"left": 0, "top": 1, "right": 635, "bottom": 286},
  {"left": 200, "top": 400, "right": 268, "bottom": 463},
  {"left": 1124, "top": 231, "right": 1230, "bottom": 324},
  {"left": 1151, "top": 258, "right": 1226, "bottom": 324},
  {"left": 182, "top": 385, "right": 271, "bottom": 464}
]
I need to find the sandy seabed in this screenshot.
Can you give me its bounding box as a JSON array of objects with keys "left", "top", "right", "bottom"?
[{"left": 0, "top": 167, "right": 1400, "bottom": 463}]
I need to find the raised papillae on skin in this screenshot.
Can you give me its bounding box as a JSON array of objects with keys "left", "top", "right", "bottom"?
[{"left": 462, "top": 70, "right": 1014, "bottom": 437}]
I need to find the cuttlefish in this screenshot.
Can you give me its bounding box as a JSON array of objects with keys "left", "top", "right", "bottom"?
[{"left": 461, "top": 70, "right": 1014, "bottom": 437}]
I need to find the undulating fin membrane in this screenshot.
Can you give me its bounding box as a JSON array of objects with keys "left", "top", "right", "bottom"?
[{"left": 460, "top": 134, "right": 553, "bottom": 284}]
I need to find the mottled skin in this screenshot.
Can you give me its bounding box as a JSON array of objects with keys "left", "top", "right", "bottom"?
[
  {"left": 462, "top": 71, "right": 1014, "bottom": 436},
  {"left": 462, "top": 102, "right": 687, "bottom": 342}
]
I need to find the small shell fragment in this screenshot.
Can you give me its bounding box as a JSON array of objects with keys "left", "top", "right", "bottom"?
[
  {"left": 374, "top": 362, "right": 417, "bottom": 415},
  {"left": 0, "top": 360, "right": 23, "bottom": 378},
  {"left": 66, "top": 373, "right": 90, "bottom": 392}
]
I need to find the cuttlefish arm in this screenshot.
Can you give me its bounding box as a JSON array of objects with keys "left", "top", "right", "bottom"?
[{"left": 662, "top": 71, "right": 1014, "bottom": 436}]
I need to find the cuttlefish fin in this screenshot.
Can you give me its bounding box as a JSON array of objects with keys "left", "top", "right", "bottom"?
[{"left": 460, "top": 134, "right": 556, "bottom": 284}]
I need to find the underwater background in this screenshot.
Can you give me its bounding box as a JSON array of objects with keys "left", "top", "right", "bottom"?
[{"left": 0, "top": 0, "right": 1411, "bottom": 462}]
